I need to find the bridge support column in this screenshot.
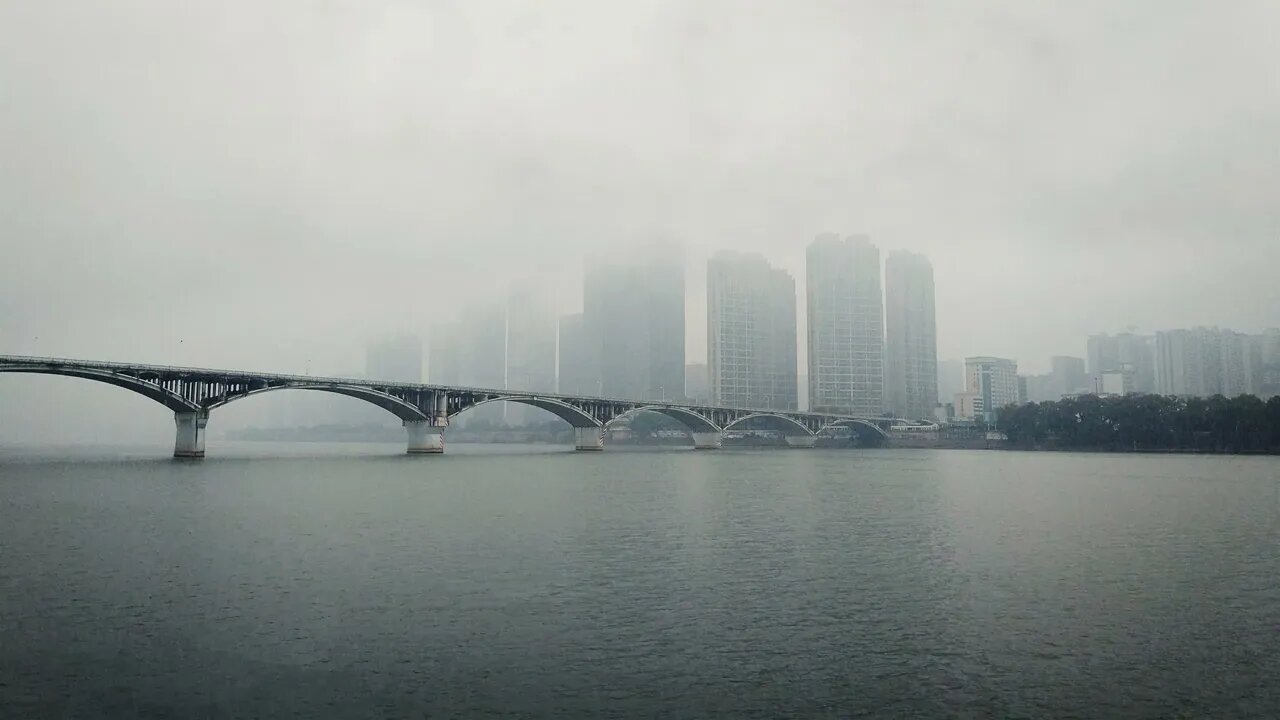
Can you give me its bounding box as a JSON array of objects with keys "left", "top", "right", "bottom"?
[
  {"left": 785, "top": 435, "right": 817, "bottom": 448},
  {"left": 405, "top": 421, "right": 445, "bottom": 454},
  {"left": 692, "top": 431, "right": 722, "bottom": 450},
  {"left": 174, "top": 412, "right": 208, "bottom": 458},
  {"left": 574, "top": 426, "right": 604, "bottom": 451}
]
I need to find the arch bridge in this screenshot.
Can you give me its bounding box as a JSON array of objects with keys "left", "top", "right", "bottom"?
[{"left": 0, "top": 355, "right": 892, "bottom": 458}]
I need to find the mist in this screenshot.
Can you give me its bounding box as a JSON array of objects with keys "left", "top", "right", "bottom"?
[{"left": 2, "top": 0, "right": 1278, "bottom": 441}]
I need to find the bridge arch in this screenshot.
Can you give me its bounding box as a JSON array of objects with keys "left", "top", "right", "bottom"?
[
  {"left": 606, "top": 405, "right": 720, "bottom": 433},
  {"left": 818, "top": 419, "right": 891, "bottom": 445},
  {"left": 0, "top": 364, "right": 199, "bottom": 413},
  {"left": 205, "top": 384, "right": 430, "bottom": 422},
  {"left": 722, "top": 413, "right": 814, "bottom": 436},
  {"left": 450, "top": 396, "right": 602, "bottom": 428}
]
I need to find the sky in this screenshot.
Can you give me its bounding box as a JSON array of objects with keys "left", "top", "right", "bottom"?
[{"left": 1, "top": 1, "right": 1278, "bottom": 439}]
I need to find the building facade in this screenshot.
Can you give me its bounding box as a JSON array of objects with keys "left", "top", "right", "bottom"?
[
  {"left": 1155, "top": 327, "right": 1275, "bottom": 398},
  {"left": 707, "top": 251, "right": 797, "bottom": 410},
  {"left": 684, "top": 362, "right": 709, "bottom": 404},
  {"left": 958, "top": 356, "right": 1020, "bottom": 423},
  {"left": 1049, "top": 356, "right": 1087, "bottom": 397},
  {"left": 806, "top": 234, "right": 884, "bottom": 416},
  {"left": 584, "top": 251, "right": 685, "bottom": 402},
  {"left": 884, "top": 250, "right": 938, "bottom": 419},
  {"left": 1088, "top": 333, "right": 1156, "bottom": 394}
]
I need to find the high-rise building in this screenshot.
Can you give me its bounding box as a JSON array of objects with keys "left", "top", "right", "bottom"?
[
  {"left": 557, "top": 313, "right": 598, "bottom": 396},
  {"left": 1153, "top": 327, "right": 1262, "bottom": 398},
  {"left": 884, "top": 251, "right": 937, "bottom": 419},
  {"left": 707, "top": 251, "right": 797, "bottom": 410},
  {"left": 584, "top": 250, "right": 685, "bottom": 401},
  {"left": 1022, "top": 373, "right": 1059, "bottom": 403},
  {"left": 1256, "top": 329, "right": 1280, "bottom": 399},
  {"left": 1088, "top": 333, "right": 1155, "bottom": 393},
  {"left": 366, "top": 335, "right": 423, "bottom": 383},
  {"left": 684, "top": 363, "right": 709, "bottom": 404},
  {"left": 1049, "top": 355, "right": 1087, "bottom": 397},
  {"left": 806, "top": 234, "right": 884, "bottom": 416},
  {"left": 957, "top": 356, "right": 1019, "bottom": 423}
]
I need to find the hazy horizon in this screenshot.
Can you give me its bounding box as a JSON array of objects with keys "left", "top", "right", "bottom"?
[{"left": 3, "top": 1, "right": 1278, "bottom": 440}]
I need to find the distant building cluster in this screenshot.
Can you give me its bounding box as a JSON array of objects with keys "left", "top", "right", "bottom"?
[
  {"left": 706, "top": 235, "right": 937, "bottom": 418},
  {"left": 397, "top": 234, "right": 941, "bottom": 423},
  {"left": 955, "top": 328, "right": 1280, "bottom": 425},
  {"left": 363, "top": 239, "right": 1278, "bottom": 431}
]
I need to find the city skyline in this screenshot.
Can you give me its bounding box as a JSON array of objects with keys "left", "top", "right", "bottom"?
[{"left": 3, "top": 1, "right": 1278, "bottom": 442}]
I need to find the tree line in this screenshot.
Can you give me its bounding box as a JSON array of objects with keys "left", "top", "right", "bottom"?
[{"left": 997, "top": 394, "right": 1280, "bottom": 454}]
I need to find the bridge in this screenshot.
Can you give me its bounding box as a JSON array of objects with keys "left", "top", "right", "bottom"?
[{"left": 0, "top": 355, "right": 892, "bottom": 458}]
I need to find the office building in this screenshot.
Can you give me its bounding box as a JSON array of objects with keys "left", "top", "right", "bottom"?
[
  {"left": 707, "top": 251, "right": 797, "bottom": 410},
  {"left": 957, "top": 356, "right": 1019, "bottom": 423},
  {"left": 806, "top": 234, "right": 884, "bottom": 416},
  {"left": 884, "top": 251, "right": 937, "bottom": 419}
]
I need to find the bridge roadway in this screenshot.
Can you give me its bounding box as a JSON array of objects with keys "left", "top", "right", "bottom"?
[{"left": 0, "top": 355, "right": 892, "bottom": 458}]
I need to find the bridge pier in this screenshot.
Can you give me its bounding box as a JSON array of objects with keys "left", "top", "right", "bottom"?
[
  {"left": 692, "top": 431, "right": 722, "bottom": 450},
  {"left": 574, "top": 426, "right": 604, "bottom": 451},
  {"left": 405, "top": 421, "right": 445, "bottom": 454},
  {"left": 174, "top": 412, "right": 208, "bottom": 458},
  {"left": 785, "top": 435, "right": 817, "bottom": 448}
]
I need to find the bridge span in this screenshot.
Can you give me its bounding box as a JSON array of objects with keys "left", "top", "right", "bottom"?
[{"left": 0, "top": 355, "right": 892, "bottom": 458}]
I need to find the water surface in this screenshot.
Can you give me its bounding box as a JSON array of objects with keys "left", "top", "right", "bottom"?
[{"left": 2, "top": 443, "right": 1277, "bottom": 718}]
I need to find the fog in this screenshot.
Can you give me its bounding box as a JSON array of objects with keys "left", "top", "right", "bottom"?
[{"left": 2, "top": 1, "right": 1278, "bottom": 441}]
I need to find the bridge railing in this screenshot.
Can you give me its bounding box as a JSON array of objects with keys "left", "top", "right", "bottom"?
[{"left": 0, "top": 354, "right": 890, "bottom": 425}]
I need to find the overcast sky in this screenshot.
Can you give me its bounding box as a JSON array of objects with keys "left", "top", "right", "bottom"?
[{"left": 2, "top": 1, "right": 1278, "bottom": 438}]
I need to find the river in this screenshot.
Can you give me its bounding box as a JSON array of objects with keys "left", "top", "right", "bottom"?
[{"left": 2, "top": 443, "right": 1277, "bottom": 718}]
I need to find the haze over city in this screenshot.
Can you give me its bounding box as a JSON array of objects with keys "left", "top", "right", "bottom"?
[{"left": 2, "top": 0, "right": 1278, "bottom": 442}]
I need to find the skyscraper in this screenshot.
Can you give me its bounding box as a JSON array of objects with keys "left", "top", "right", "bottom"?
[
  {"left": 884, "top": 250, "right": 937, "bottom": 419},
  {"left": 584, "top": 250, "right": 685, "bottom": 401},
  {"left": 806, "top": 234, "right": 884, "bottom": 416},
  {"left": 707, "top": 251, "right": 797, "bottom": 410}
]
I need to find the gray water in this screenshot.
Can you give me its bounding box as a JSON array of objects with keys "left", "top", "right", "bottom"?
[{"left": 2, "top": 443, "right": 1277, "bottom": 718}]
